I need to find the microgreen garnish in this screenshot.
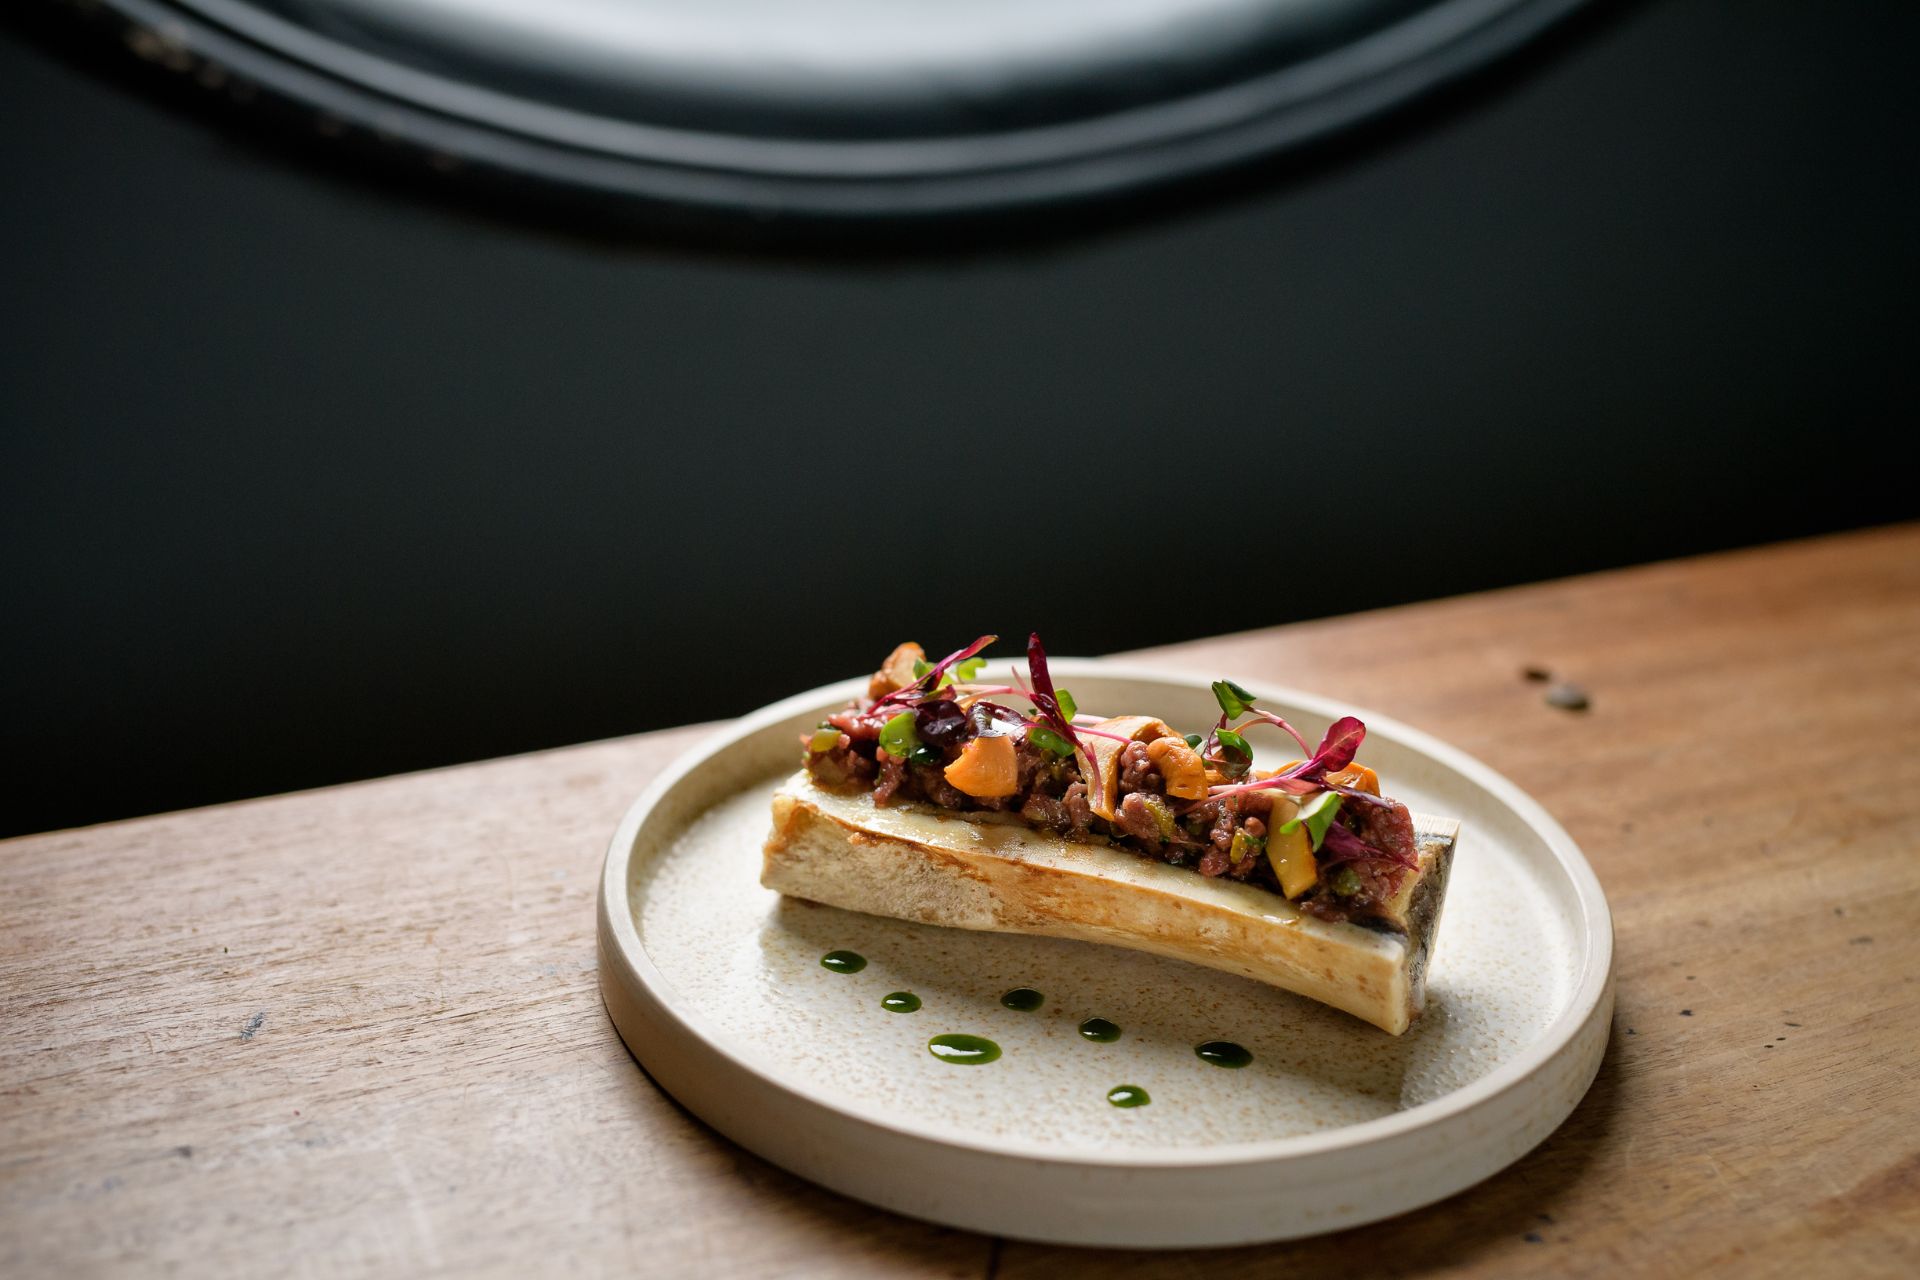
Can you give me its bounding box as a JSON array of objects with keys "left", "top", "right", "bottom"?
[
  {"left": 914, "top": 654, "right": 989, "bottom": 688},
  {"left": 1235, "top": 708, "right": 1312, "bottom": 755},
  {"left": 875, "top": 635, "right": 999, "bottom": 711},
  {"left": 1055, "top": 688, "right": 1078, "bottom": 722},
  {"left": 1024, "top": 631, "right": 1097, "bottom": 799},
  {"left": 879, "top": 711, "right": 921, "bottom": 760},
  {"left": 1215, "top": 728, "right": 1251, "bottom": 758},
  {"left": 1184, "top": 733, "right": 1203, "bottom": 749},
  {"left": 1320, "top": 821, "right": 1419, "bottom": 871},
  {"left": 1204, "top": 714, "right": 1370, "bottom": 803},
  {"left": 1022, "top": 633, "right": 1078, "bottom": 743},
  {"left": 1212, "top": 679, "right": 1258, "bottom": 719},
  {"left": 1277, "top": 790, "right": 1342, "bottom": 851},
  {"left": 1028, "top": 725, "right": 1074, "bottom": 757},
  {"left": 1293, "top": 716, "right": 1366, "bottom": 778}
]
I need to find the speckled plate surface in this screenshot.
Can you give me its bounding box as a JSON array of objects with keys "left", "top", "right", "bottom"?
[{"left": 597, "top": 663, "right": 1613, "bottom": 1247}]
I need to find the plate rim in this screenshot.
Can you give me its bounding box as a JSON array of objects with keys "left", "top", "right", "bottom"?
[{"left": 598, "top": 659, "right": 1614, "bottom": 1171}]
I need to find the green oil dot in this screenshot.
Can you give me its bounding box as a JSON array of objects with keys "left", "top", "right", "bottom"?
[
  {"left": 1078, "top": 1018, "right": 1121, "bottom": 1042},
  {"left": 1195, "top": 1040, "right": 1253, "bottom": 1068},
  {"left": 881, "top": 991, "right": 922, "bottom": 1013},
  {"left": 1107, "top": 1085, "right": 1151, "bottom": 1108},
  {"left": 820, "top": 950, "right": 866, "bottom": 973},
  {"left": 927, "top": 1034, "right": 1001, "bottom": 1065},
  {"left": 1000, "top": 987, "right": 1045, "bottom": 1012}
]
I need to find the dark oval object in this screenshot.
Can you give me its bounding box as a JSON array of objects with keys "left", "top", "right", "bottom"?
[
  {"left": 1546, "top": 682, "right": 1591, "bottom": 712},
  {"left": 1195, "top": 1040, "right": 1254, "bottom": 1068},
  {"left": 820, "top": 950, "right": 867, "bottom": 973},
  {"left": 1107, "top": 1084, "right": 1152, "bottom": 1108},
  {"left": 1000, "top": 988, "right": 1045, "bottom": 1012},
  {"left": 914, "top": 699, "right": 971, "bottom": 749},
  {"left": 881, "top": 991, "right": 922, "bottom": 1013},
  {"left": 1078, "top": 1018, "right": 1122, "bottom": 1042},
  {"left": 927, "top": 1034, "right": 1001, "bottom": 1065}
]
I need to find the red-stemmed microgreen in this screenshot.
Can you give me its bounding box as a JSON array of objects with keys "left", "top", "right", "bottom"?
[
  {"left": 1319, "top": 820, "right": 1418, "bottom": 870},
  {"left": 871, "top": 634, "right": 998, "bottom": 713},
  {"left": 1234, "top": 709, "right": 1312, "bottom": 756},
  {"left": 1022, "top": 632, "right": 1083, "bottom": 751},
  {"left": 1321, "top": 779, "right": 1395, "bottom": 809},
  {"left": 1199, "top": 714, "right": 1369, "bottom": 803},
  {"left": 1024, "top": 631, "right": 1108, "bottom": 803},
  {"left": 1207, "top": 680, "right": 1313, "bottom": 756}
]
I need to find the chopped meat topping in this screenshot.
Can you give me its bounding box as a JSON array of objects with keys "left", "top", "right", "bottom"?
[{"left": 805, "top": 640, "right": 1419, "bottom": 926}]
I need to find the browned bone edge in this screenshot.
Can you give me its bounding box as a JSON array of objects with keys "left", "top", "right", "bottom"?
[{"left": 3, "top": 523, "right": 1917, "bottom": 1278}]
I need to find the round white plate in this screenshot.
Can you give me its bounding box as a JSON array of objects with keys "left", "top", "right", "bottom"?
[{"left": 597, "top": 662, "right": 1613, "bottom": 1248}]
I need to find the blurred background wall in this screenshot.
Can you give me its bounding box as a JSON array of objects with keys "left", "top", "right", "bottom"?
[{"left": 2, "top": 0, "right": 1913, "bottom": 838}]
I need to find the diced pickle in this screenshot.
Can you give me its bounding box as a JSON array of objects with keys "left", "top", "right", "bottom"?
[
  {"left": 1228, "top": 828, "right": 1266, "bottom": 866},
  {"left": 1140, "top": 794, "right": 1178, "bottom": 842}
]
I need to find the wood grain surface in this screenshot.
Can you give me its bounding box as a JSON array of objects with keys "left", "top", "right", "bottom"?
[{"left": 4, "top": 525, "right": 1917, "bottom": 1277}]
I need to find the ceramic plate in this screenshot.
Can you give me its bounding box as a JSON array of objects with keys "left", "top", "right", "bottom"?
[{"left": 597, "top": 662, "right": 1612, "bottom": 1247}]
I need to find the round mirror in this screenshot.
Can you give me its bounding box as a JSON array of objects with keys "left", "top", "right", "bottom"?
[{"left": 104, "top": 0, "right": 1589, "bottom": 217}]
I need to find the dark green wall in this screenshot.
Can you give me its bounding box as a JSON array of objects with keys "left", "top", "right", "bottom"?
[{"left": 2, "top": 0, "right": 1913, "bottom": 836}]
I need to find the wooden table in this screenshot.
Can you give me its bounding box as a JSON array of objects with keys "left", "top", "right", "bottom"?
[{"left": 5, "top": 526, "right": 1917, "bottom": 1277}]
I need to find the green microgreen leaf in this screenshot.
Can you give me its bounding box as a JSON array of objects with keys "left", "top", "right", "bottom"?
[
  {"left": 911, "top": 659, "right": 931, "bottom": 679},
  {"left": 1215, "top": 728, "right": 1252, "bottom": 759},
  {"left": 1028, "top": 725, "right": 1074, "bottom": 757},
  {"left": 1278, "top": 790, "right": 1343, "bottom": 851},
  {"left": 953, "top": 657, "right": 987, "bottom": 682},
  {"left": 1212, "top": 679, "right": 1258, "bottom": 719},
  {"left": 1055, "top": 688, "right": 1077, "bottom": 722},
  {"left": 1183, "top": 733, "right": 1203, "bottom": 749},
  {"left": 880, "top": 711, "right": 921, "bottom": 760}
]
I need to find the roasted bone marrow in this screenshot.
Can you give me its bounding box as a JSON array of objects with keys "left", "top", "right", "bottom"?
[{"left": 762, "top": 633, "right": 1459, "bottom": 1032}]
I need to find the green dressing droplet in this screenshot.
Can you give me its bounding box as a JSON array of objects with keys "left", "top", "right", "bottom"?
[
  {"left": 927, "top": 1034, "right": 1001, "bottom": 1065},
  {"left": 1195, "top": 1040, "right": 1253, "bottom": 1068},
  {"left": 881, "top": 991, "right": 921, "bottom": 1013},
  {"left": 1078, "top": 1018, "right": 1122, "bottom": 1042},
  {"left": 820, "top": 950, "right": 866, "bottom": 973},
  {"left": 1000, "top": 987, "right": 1044, "bottom": 1012},
  {"left": 1107, "top": 1085, "right": 1151, "bottom": 1108}
]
